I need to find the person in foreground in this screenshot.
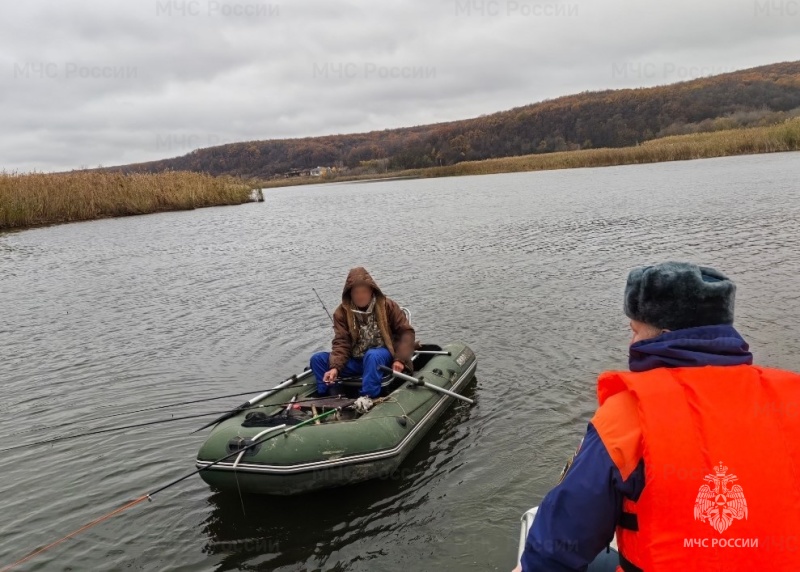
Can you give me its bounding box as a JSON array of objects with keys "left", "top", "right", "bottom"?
[
  {"left": 516, "top": 261, "right": 800, "bottom": 571},
  {"left": 310, "top": 267, "right": 415, "bottom": 410}
]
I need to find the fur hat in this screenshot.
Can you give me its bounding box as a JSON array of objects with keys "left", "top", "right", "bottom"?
[{"left": 624, "top": 262, "right": 736, "bottom": 331}]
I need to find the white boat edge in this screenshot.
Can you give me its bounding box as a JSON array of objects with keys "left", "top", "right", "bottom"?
[{"left": 518, "top": 506, "right": 619, "bottom": 562}]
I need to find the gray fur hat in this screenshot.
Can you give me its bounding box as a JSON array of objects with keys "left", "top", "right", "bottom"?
[{"left": 624, "top": 262, "right": 736, "bottom": 331}]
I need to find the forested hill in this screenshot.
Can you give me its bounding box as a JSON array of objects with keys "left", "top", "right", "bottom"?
[{"left": 108, "top": 61, "right": 800, "bottom": 178}]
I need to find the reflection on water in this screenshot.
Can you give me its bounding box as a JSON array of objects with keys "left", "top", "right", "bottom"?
[{"left": 1, "top": 152, "right": 799, "bottom": 570}]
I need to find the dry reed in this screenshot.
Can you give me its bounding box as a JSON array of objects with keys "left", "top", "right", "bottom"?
[{"left": 0, "top": 171, "right": 254, "bottom": 231}]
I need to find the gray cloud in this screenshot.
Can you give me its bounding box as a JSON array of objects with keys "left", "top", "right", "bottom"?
[{"left": 1, "top": 0, "right": 799, "bottom": 171}]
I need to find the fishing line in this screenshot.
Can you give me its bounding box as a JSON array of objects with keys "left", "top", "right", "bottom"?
[{"left": 1, "top": 409, "right": 339, "bottom": 571}]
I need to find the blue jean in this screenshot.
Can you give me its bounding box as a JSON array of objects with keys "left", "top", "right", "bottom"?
[{"left": 310, "top": 347, "right": 393, "bottom": 398}]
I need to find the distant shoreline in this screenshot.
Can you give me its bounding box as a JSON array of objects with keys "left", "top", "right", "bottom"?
[
  {"left": 4, "top": 119, "right": 798, "bottom": 233},
  {"left": 260, "top": 118, "right": 800, "bottom": 189}
]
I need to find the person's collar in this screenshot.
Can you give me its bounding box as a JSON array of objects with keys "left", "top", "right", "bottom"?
[
  {"left": 352, "top": 296, "right": 376, "bottom": 314},
  {"left": 629, "top": 324, "right": 753, "bottom": 372}
]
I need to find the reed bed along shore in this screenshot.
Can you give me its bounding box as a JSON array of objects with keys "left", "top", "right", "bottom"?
[
  {"left": 263, "top": 117, "right": 800, "bottom": 188},
  {"left": 5, "top": 119, "right": 798, "bottom": 231},
  {"left": 0, "top": 171, "right": 255, "bottom": 231}
]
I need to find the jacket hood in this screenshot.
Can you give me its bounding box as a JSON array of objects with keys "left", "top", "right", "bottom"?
[
  {"left": 628, "top": 324, "right": 753, "bottom": 372},
  {"left": 342, "top": 267, "right": 384, "bottom": 304}
]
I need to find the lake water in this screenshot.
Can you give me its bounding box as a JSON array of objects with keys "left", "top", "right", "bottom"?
[{"left": 1, "top": 152, "right": 799, "bottom": 571}]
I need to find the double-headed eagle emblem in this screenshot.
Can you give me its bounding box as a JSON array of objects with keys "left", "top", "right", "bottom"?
[{"left": 693, "top": 462, "right": 748, "bottom": 533}]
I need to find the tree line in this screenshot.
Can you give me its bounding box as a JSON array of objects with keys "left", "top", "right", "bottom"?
[{"left": 105, "top": 61, "right": 800, "bottom": 178}]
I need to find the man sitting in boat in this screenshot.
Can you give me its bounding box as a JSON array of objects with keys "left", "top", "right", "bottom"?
[
  {"left": 516, "top": 262, "right": 800, "bottom": 571},
  {"left": 310, "top": 267, "right": 415, "bottom": 406}
]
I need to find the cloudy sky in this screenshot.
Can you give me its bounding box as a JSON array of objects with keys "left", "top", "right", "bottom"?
[{"left": 1, "top": 0, "right": 798, "bottom": 172}]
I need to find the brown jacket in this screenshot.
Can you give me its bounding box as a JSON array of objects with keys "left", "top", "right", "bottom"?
[{"left": 328, "top": 267, "right": 416, "bottom": 372}]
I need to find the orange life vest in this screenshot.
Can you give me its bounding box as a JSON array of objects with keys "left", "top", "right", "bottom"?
[{"left": 596, "top": 364, "right": 800, "bottom": 571}]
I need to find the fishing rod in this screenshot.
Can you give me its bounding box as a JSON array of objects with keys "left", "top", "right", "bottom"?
[
  {"left": 5, "top": 383, "right": 317, "bottom": 441},
  {"left": 0, "top": 408, "right": 339, "bottom": 572},
  {"left": 192, "top": 370, "right": 313, "bottom": 433},
  {"left": 4, "top": 368, "right": 319, "bottom": 456},
  {"left": 159, "top": 408, "right": 336, "bottom": 493},
  {"left": 312, "top": 287, "right": 334, "bottom": 324},
  {"left": 86, "top": 383, "right": 315, "bottom": 421},
  {"left": 0, "top": 408, "right": 261, "bottom": 454}
]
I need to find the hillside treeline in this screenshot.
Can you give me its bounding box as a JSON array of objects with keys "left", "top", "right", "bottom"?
[{"left": 107, "top": 61, "right": 800, "bottom": 178}]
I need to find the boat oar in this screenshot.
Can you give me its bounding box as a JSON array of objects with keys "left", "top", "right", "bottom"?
[
  {"left": 0, "top": 408, "right": 338, "bottom": 572},
  {"left": 379, "top": 366, "right": 474, "bottom": 404},
  {"left": 191, "top": 371, "right": 311, "bottom": 434}
]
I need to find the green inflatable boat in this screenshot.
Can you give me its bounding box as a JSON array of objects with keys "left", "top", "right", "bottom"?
[{"left": 195, "top": 342, "right": 477, "bottom": 495}]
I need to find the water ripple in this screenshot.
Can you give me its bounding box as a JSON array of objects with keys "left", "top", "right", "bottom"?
[{"left": 1, "top": 153, "right": 799, "bottom": 570}]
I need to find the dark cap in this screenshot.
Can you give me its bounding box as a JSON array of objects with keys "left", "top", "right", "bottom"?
[{"left": 624, "top": 262, "right": 736, "bottom": 331}]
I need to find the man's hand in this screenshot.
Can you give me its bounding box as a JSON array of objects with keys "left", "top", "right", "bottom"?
[
  {"left": 511, "top": 566, "right": 522, "bottom": 572},
  {"left": 392, "top": 360, "right": 405, "bottom": 372},
  {"left": 323, "top": 368, "right": 338, "bottom": 383}
]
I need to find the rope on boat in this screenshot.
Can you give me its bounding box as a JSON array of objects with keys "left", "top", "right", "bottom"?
[{"left": 372, "top": 397, "right": 417, "bottom": 427}]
